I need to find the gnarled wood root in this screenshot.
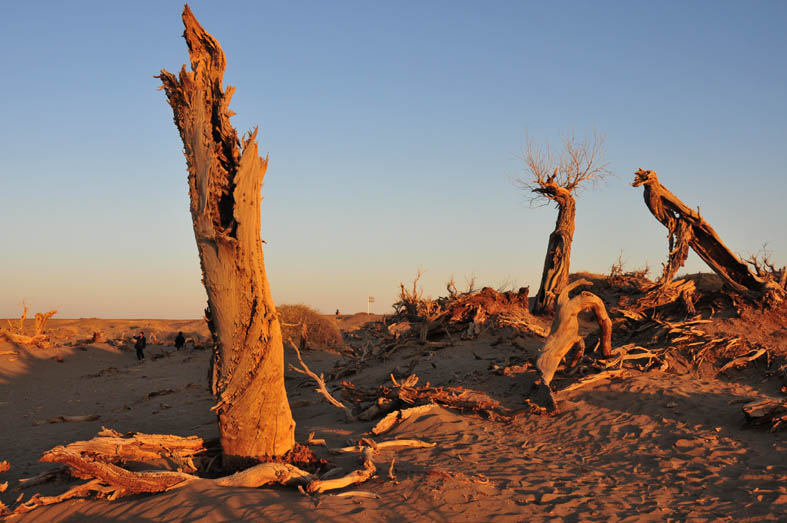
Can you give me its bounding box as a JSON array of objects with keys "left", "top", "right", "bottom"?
[{"left": 536, "top": 279, "right": 612, "bottom": 386}]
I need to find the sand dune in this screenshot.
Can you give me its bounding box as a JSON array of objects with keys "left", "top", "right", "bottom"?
[{"left": 1, "top": 315, "right": 785, "bottom": 521}]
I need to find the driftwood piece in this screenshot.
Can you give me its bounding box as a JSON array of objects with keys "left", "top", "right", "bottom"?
[
  {"left": 45, "top": 428, "right": 205, "bottom": 472},
  {"left": 158, "top": 5, "right": 295, "bottom": 460},
  {"left": 41, "top": 448, "right": 197, "bottom": 495},
  {"left": 334, "top": 490, "right": 381, "bottom": 499},
  {"left": 743, "top": 398, "right": 787, "bottom": 431},
  {"left": 717, "top": 348, "right": 767, "bottom": 375},
  {"left": 18, "top": 467, "right": 67, "bottom": 489},
  {"left": 371, "top": 404, "right": 437, "bottom": 435},
  {"left": 212, "top": 462, "right": 313, "bottom": 487},
  {"left": 11, "top": 479, "right": 111, "bottom": 516},
  {"left": 633, "top": 169, "right": 782, "bottom": 301},
  {"left": 333, "top": 439, "right": 436, "bottom": 453},
  {"left": 536, "top": 279, "right": 612, "bottom": 386},
  {"left": 307, "top": 447, "right": 376, "bottom": 494},
  {"left": 557, "top": 369, "right": 627, "bottom": 394},
  {"left": 289, "top": 344, "right": 355, "bottom": 421}
]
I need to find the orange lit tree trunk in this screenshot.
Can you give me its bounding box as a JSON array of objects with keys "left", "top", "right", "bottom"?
[
  {"left": 533, "top": 182, "right": 576, "bottom": 314},
  {"left": 158, "top": 6, "right": 295, "bottom": 461}
]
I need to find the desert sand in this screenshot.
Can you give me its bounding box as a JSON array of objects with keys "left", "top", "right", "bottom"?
[{"left": 1, "top": 297, "right": 785, "bottom": 522}]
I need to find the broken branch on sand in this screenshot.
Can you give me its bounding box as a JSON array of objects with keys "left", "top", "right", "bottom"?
[
  {"left": 307, "top": 447, "right": 376, "bottom": 494},
  {"left": 371, "top": 404, "right": 437, "bottom": 435},
  {"left": 333, "top": 439, "right": 436, "bottom": 454},
  {"left": 289, "top": 342, "right": 356, "bottom": 421},
  {"left": 557, "top": 369, "right": 627, "bottom": 394},
  {"left": 42, "top": 428, "right": 206, "bottom": 472},
  {"left": 717, "top": 348, "right": 767, "bottom": 375}
]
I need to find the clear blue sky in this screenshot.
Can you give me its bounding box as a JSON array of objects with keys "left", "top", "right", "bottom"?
[{"left": 1, "top": 1, "right": 785, "bottom": 318}]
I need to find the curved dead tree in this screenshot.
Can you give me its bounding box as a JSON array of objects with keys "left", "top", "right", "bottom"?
[
  {"left": 158, "top": 6, "right": 295, "bottom": 461},
  {"left": 632, "top": 169, "right": 783, "bottom": 303},
  {"left": 536, "top": 279, "right": 612, "bottom": 386},
  {"left": 519, "top": 132, "right": 611, "bottom": 314}
]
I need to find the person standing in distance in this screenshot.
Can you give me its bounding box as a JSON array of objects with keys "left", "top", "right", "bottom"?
[{"left": 135, "top": 331, "right": 147, "bottom": 360}]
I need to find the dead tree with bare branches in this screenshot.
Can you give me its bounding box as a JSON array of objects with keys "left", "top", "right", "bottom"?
[
  {"left": 519, "top": 132, "right": 612, "bottom": 314},
  {"left": 158, "top": 6, "right": 295, "bottom": 463}
]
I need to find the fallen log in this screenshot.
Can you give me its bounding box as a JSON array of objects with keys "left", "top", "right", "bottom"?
[
  {"left": 557, "top": 369, "right": 627, "bottom": 394},
  {"left": 43, "top": 428, "right": 206, "bottom": 472},
  {"left": 633, "top": 169, "right": 783, "bottom": 302}
]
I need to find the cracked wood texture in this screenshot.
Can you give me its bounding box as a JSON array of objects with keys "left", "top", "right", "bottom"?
[
  {"left": 533, "top": 182, "right": 576, "bottom": 314},
  {"left": 632, "top": 169, "right": 772, "bottom": 298},
  {"left": 158, "top": 6, "right": 294, "bottom": 460}
]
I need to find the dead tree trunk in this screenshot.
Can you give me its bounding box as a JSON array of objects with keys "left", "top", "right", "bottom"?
[
  {"left": 632, "top": 169, "right": 782, "bottom": 301},
  {"left": 533, "top": 182, "right": 576, "bottom": 314},
  {"left": 158, "top": 6, "right": 295, "bottom": 461},
  {"left": 536, "top": 279, "right": 612, "bottom": 386}
]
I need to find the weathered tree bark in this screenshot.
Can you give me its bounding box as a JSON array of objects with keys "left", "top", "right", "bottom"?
[
  {"left": 632, "top": 169, "right": 781, "bottom": 301},
  {"left": 536, "top": 279, "right": 612, "bottom": 386},
  {"left": 533, "top": 182, "right": 576, "bottom": 314},
  {"left": 158, "top": 6, "right": 295, "bottom": 460}
]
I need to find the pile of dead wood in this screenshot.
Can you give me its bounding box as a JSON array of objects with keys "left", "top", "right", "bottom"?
[
  {"left": 342, "top": 373, "right": 518, "bottom": 424},
  {"left": 1, "top": 427, "right": 435, "bottom": 516},
  {"left": 612, "top": 313, "right": 771, "bottom": 376},
  {"left": 389, "top": 284, "right": 546, "bottom": 345},
  {"left": 0, "top": 306, "right": 57, "bottom": 348}
]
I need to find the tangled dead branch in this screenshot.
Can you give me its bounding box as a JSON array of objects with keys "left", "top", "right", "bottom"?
[
  {"left": 289, "top": 343, "right": 356, "bottom": 421},
  {"left": 0, "top": 308, "right": 57, "bottom": 348},
  {"left": 343, "top": 374, "right": 518, "bottom": 422}
]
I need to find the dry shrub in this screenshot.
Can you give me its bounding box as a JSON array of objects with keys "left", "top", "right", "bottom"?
[
  {"left": 607, "top": 252, "right": 651, "bottom": 292},
  {"left": 278, "top": 304, "right": 343, "bottom": 348}
]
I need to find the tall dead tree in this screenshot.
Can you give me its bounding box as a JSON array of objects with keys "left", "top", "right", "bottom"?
[
  {"left": 519, "top": 132, "right": 612, "bottom": 314},
  {"left": 632, "top": 169, "right": 784, "bottom": 303},
  {"left": 158, "top": 6, "right": 295, "bottom": 461}
]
